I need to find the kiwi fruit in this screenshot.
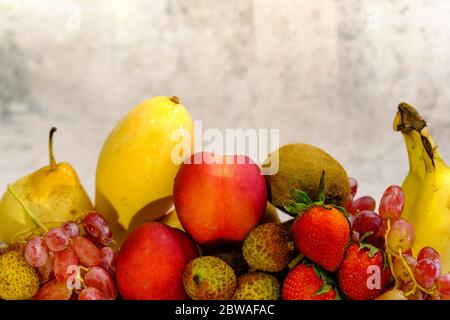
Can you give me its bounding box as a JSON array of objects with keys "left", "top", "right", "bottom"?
[{"left": 264, "top": 143, "right": 350, "bottom": 210}]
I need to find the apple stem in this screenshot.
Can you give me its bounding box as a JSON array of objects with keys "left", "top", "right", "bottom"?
[
  {"left": 7, "top": 185, "right": 48, "bottom": 234},
  {"left": 49, "top": 127, "right": 58, "bottom": 170}
]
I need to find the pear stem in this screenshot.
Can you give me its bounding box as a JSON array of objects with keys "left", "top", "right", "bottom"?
[
  {"left": 49, "top": 127, "right": 57, "bottom": 170},
  {"left": 7, "top": 185, "right": 48, "bottom": 233}
]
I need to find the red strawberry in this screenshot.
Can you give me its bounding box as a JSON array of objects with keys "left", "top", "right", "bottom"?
[
  {"left": 282, "top": 263, "right": 337, "bottom": 300},
  {"left": 285, "top": 171, "right": 350, "bottom": 272},
  {"left": 338, "top": 243, "right": 391, "bottom": 300},
  {"left": 291, "top": 206, "right": 350, "bottom": 272}
]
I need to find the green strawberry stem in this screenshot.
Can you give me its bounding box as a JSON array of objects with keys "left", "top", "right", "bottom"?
[
  {"left": 7, "top": 185, "right": 48, "bottom": 233},
  {"left": 284, "top": 170, "right": 350, "bottom": 222}
]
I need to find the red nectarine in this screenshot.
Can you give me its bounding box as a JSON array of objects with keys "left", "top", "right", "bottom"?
[
  {"left": 173, "top": 152, "right": 267, "bottom": 246},
  {"left": 116, "top": 222, "right": 198, "bottom": 300}
]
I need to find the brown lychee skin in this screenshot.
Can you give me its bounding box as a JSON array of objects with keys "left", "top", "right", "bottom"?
[
  {"left": 183, "top": 256, "right": 237, "bottom": 300},
  {"left": 243, "top": 223, "right": 292, "bottom": 272}
]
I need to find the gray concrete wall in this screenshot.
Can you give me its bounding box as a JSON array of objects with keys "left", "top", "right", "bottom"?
[{"left": 1, "top": 0, "right": 449, "bottom": 203}]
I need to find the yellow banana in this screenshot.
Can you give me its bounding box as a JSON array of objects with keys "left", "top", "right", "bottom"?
[
  {"left": 394, "top": 102, "right": 450, "bottom": 273},
  {"left": 393, "top": 103, "right": 426, "bottom": 220}
]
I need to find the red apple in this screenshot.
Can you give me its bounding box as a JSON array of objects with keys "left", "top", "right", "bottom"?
[
  {"left": 173, "top": 152, "right": 267, "bottom": 246},
  {"left": 116, "top": 222, "right": 198, "bottom": 300}
]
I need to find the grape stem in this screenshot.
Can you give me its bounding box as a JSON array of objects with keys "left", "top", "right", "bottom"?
[
  {"left": 396, "top": 248, "right": 435, "bottom": 296},
  {"left": 7, "top": 185, "right": 48, "bottom": 234},
  {"left": 385, "top": 217, "right": 436, "bottom": 297},
  {"left": 10, "top": 227, "right": 39, "bottom": 243},
  {"left": 384, "top": 219, "right": 400, "bottom": 289}
]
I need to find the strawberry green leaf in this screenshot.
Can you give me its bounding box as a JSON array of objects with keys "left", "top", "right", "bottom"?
[
  {"left": 334, "top": 289, "right": 343, "bottom": 300},
  {"left": 359, "top": 242, "right": 380, "bottom": 258},
  {"left": 315, "top": 283, "right": 332, "bottom": 296},
  {"left": 313, "top": 264, "right": 337, "bottom": 287},
  {"left": 283, "top": 201, "right": 312, "bottom": 216},
  {"left": 317, "top": 170, "right": 326, "bottom": 203},
  {"left": 359, "top": 231, "right": 374, "bottom": 243},
  {"left": 333, "top": 205, "right": 349, "bottom": 219},
  {"left": 292, "top": 189, "right": 313, "bottom": 204}
]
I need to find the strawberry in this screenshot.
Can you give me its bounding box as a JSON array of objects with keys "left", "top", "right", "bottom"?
[
  {"left": 285, "top": 171, "right": 350, "bottom": 272},
  {"left": 282, "top": 263, "right": 337, "bottom": 300},
  {"left": 337, "top": 243, "right": 392, "bottom": 300}
]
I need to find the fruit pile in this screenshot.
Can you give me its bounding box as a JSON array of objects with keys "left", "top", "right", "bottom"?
[{"left": 0, "top": 97, "right": 449, "bottom": 300}]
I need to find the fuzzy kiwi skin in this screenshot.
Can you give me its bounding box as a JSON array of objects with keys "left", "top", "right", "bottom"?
[{"left": 264, "top": 144, "right": 350, "bottom": 210}]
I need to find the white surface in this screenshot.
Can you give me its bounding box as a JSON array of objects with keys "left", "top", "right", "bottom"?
[{"left": 1, "top": 0, "right": 449, "bottom": 205}]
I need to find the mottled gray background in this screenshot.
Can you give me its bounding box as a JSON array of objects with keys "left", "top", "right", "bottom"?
[{"left": 1, "top": 0, "right": 449, "bottom": 204}]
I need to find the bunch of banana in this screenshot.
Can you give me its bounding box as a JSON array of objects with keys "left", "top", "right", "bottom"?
[{"left": 394, "top": 102, "right": 450, "bottom": 273}]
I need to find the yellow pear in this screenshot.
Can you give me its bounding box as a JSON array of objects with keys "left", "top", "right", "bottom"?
[
  {"left": 0, "top": 128, "right": 94, "bottom": 243},
  {"left": 95, "top": 96, "right": 194, "bottom": 243}
]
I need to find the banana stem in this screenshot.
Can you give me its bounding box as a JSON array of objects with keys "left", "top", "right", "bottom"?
[
  {"left": 49, "top": 127, "right": 57, "bottom": 170},
  {"left": 7, "top": 185, "right": 48, "bottom": 233}
]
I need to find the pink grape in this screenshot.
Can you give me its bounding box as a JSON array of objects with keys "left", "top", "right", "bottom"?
[
  {"left": 418, "top": 247, "right": 441, "bottom": 274},
  {"left": 62, "top": 221, "right": 80, "bottom": 238},
  {"left": 70, "top": 236, "right": 101, "bottom": 268},
  {"left": 353, "top": 210, "right": 382, "bottom": 239},
  {"left": 101, "top": 247, "right": 116, "bottom": 276},
  {"left": 35, "top": 280, "right": 73, "bottom": 300},
  {"left": 24, "top": 236, "right": 49, "bottom": 267},
  {"left": 84, "top": 266, "right": 117, "bottom": 300},
  {"left": 83, "top": 212, "right": 112, "bottom": 246},
  {"left": 400, "top": 282, "right": 425, "bottom": 300},
  {"left": 414, "top": 258, "right": 440, "bottom": 289},
  {"left": 379, "top": 185, "right": 404, "bottom": 221},
  {"left": 393, "top": 254, "right": 417, "bottom": 282},
  {"left": 387, "top": 219, "right": 414, "bottom": 253},
  {"left": 349, "top": 177, "right": 358, "bottom": 198},
  {"left": 348, "top": 196, "right": 376, "bottom": 215},
  {"left": 37, "top": 252, "right": 54, "bottom": 284},
  {"left": 438, "top": 273, "right": 450, "bottom": 296},
  {"left": 45, "top": 227, "right": 69, "bottom": 252},
  {"left": 54, "top": 247, "right": 78, "bottom": 282},
  {"left": 78, "top": 287, "right": 105, "bottom": 300},
  {"left": 418, "top": 246, "right": 440, "bottom": 262}
]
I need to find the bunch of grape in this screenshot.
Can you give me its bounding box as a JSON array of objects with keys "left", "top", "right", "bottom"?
[
  {"left": 347, "top": 178, "right": 449, "bottom": 300},
  {"left": 23, "top": 211, "right": 117, "bottom": 300},
  {"left": 346, "top": 177, "right": 382, "bottom": 247}
]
